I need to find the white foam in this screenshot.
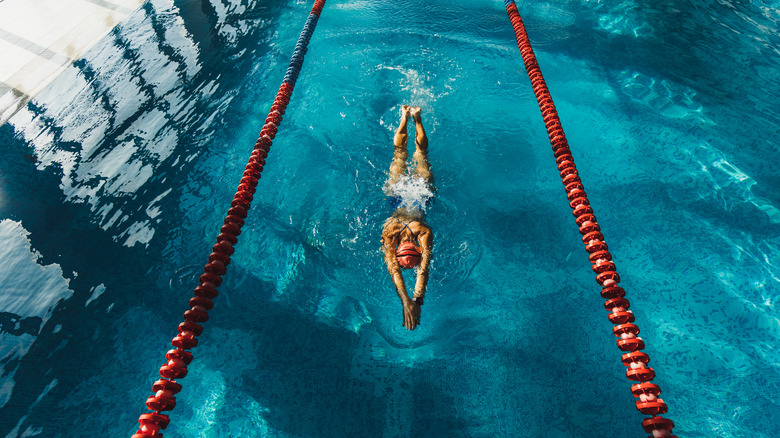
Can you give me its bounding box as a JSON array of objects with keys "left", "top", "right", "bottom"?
[{"left": 384, "top": 174, "right": 434, "bottom": 213}]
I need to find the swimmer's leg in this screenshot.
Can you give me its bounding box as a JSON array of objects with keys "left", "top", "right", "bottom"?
[
  {"left": 410, "top": 107, "right": 433, "bottom": 185},
  {"left": 388, "top": 105, "right": 410, "bottom": 186}
]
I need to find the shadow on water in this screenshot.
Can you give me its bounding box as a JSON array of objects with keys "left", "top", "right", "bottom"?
[
  {"left": 0, "top": 122, "right": 156, "bottom": 434},
  {"left": 447, "top": 190, "right": 641, "bottom": 436},
  {"left": 0, "top": 0, "right": 312, "bottom": 434},
  {"left": 536, "top": 0, "right": 780, "bottom": 98},
  {"left": 198, "top": 270, "right": 470, "bottom": 438},
  {"left": 512, "top": 0, "right": 780, "bottom": 186},
  {"left": 1, "top": 111, "right": 470, "bottom": 437},
  {"left": 0, "top": 315, "right": 43, "bottom": 337}
]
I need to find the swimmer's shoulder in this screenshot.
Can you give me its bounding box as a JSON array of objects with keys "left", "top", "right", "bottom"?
[{"left": 414, "top": 221, "right": 431, "bottom": 235}]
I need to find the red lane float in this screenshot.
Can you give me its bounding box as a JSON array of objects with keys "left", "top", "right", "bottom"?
[
  {"left": 501, "top": 1, "right": 676, "bottom": 437},
  {"left": 130, "top": 1, "right": 327, "bottom": 436}
]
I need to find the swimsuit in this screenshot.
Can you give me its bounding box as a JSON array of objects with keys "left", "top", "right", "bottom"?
[{"left": 399, "top": 220, "right": 419, "bottom": 239}]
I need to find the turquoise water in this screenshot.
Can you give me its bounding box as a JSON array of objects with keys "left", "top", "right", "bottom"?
[{"left": 1, "top": 0, "right": 779, "bottom": 436}]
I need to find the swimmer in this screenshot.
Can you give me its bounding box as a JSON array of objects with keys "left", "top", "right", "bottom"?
[{"left": 381, "top": 105, "right": 433, "bottom": 331}]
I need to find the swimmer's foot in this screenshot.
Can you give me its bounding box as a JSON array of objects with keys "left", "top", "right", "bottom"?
[
  {"left": 410, "top": 106, "right": 422, "bottom": 123},
  {"left": 401, "top": 105, "right": 410, "bottom": 119}
]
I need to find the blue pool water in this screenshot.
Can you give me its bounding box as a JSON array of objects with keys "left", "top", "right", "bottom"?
[{"left": 1, "top": 0, "right": 779, "bottom": 436}]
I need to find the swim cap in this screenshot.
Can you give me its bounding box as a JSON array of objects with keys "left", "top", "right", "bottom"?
[{"left": 396, "top": 242, "right": 422, "bottom": 269}]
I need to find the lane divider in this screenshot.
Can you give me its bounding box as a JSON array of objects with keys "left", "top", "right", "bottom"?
[
  {"left": 501, "top": 1, "right": 677, "bottom": 437},
  {"left": 130, "top": 1, "right": 326, "bottom": 436}
]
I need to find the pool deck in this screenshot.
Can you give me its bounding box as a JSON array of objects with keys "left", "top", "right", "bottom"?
[{"left": 0, "top": 0, "right": 145, "bottom": 125}]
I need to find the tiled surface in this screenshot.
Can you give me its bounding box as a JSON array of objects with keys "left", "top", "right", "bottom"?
[{"left": 0, "top": 0, "right": 145, "bottom": 124}]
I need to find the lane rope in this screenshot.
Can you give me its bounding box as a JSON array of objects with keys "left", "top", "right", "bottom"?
[
  {"left": 130, "top": 1, "right": 327, "bottom": 436},
  {"left": 501, "top": 2, "right": 677, "bottom": 437}
]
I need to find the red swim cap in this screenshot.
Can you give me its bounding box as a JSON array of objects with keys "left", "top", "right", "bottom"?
[{"left": 396, "top": 242, "right": 422, "bottom": 269}]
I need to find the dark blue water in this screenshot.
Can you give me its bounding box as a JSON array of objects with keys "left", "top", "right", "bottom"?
[{"left": 1, "top": 0, "right": 779, "bottom": 436}]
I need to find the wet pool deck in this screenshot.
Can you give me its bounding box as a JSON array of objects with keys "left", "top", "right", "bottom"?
[{"left": 0, "top": 0, "right": 145, "bottom": 124}]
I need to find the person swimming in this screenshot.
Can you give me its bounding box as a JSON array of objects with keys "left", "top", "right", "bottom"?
[{"left": 380, "top": 105, "right": 433, "bottom": 331}]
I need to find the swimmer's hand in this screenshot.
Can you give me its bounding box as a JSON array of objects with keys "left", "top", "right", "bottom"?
[{"left": 402, "top": 300, "right": 421, "bottom": 330}]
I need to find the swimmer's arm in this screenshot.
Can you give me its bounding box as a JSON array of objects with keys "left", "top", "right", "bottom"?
[
  {"left": 414, "top": 228, "right": 432, "bottom": 300},
  {"left": 382, "top": 234, "right": 410, "bottom": 304},
  {"left": 383, "top": 231, "right": 421, "bottom": 330}
]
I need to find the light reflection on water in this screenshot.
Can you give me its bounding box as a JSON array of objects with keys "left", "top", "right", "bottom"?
[{"left": 0, "top": 220, "right": 73, "bottom": 411}]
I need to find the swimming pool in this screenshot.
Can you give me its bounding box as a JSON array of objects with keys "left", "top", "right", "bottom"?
[{"left": 1, "top": 0, "right": 779, "bottom": 436}]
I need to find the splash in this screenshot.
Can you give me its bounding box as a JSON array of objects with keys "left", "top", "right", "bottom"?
[{"left": 384, "top": 174, "right": 435, "bottom": 213}]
